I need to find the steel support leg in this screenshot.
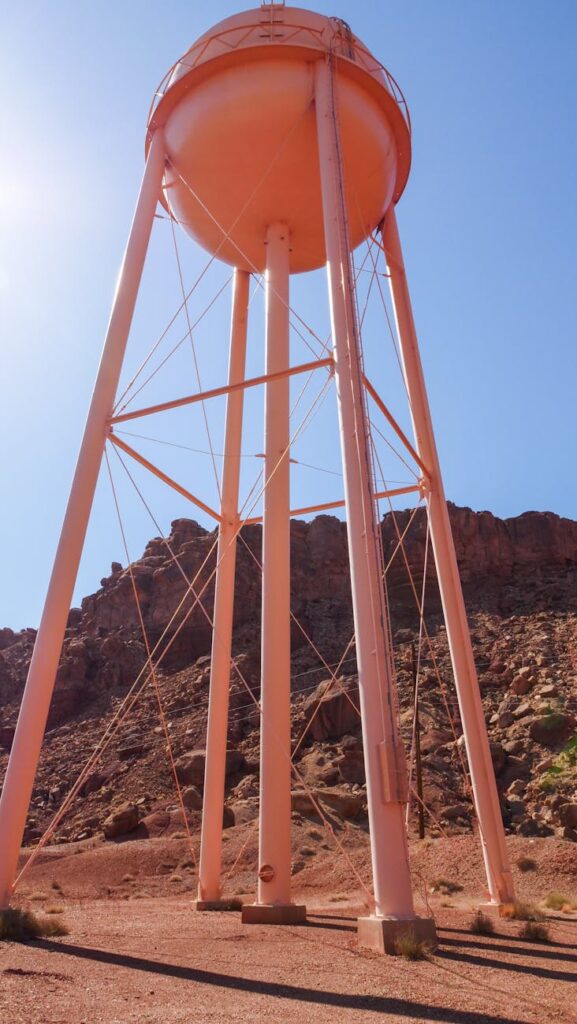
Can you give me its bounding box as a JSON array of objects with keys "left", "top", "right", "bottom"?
[
  {"left": 242, "top": 223, "right": 305, "bottom": 925},
  {"left": 0, "top": 130, "right": 166, "bottom": 908},
  {"left": 196, "top": 269, "right": 250, "bottom": 909},
  {"left": 315, "top": 60, "right": 435, "bottom": 952},
  {"left": 382, "top": 208, "right": 514, "bottom": 905}
]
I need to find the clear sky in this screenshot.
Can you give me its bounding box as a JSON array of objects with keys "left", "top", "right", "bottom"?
[{"left": 1, "top": 1, "right": 576, "bottom": 630}]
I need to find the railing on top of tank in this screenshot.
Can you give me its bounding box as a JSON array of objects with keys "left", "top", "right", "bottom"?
[{"left": 147, "top": 17, "right": 411, "bottom": 136}]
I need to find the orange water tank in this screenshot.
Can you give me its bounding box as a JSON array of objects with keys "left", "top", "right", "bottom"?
[{"left": 147, "top": 6, "right": 411, "bottom": 273}]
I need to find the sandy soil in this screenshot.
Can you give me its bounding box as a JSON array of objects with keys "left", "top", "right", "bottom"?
[
  {"left": 1, "top": 896, "right": 576, "bottom": 1024},
  {"left": 2, "top": 834, "right": 576, "bottom": 1024}
]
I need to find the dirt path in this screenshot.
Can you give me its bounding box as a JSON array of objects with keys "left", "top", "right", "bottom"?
[{"left": 1, "top": 898, "right": 576, "bottom": 1024}]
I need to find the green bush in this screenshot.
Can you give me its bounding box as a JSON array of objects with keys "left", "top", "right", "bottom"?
[{"left": 544, "top": 891, "right": 574, "bottom": 911}]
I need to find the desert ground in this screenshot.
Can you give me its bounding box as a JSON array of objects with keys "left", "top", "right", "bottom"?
[{"left": 2, "top": 832, "right": 576, "bottom": 1024}]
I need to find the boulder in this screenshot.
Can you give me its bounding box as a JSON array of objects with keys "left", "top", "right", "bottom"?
[
  {"left": 441, "top": 803, "right": 470, "bottom": 820},
  {"left": 291, "top": 786, "right": 364, "bottom": 819},
  {"left": 175, "top": 751, "right": 206, "bottom": 786},
  {"left": 181, "top": 785, "right": 203, "bottom": 811},
  {"left": 557, "top": 803, "right": 577, "bottom": 830},
  {"left": 511, "top": 669, "right": 534, "bottom": 696},
  {"left": 489, "top": 741, "right": 507, "bottom": 776},
  {"left": 528, "top": 712, "right": 576, "bottom": 747},
  {"left": 421, "top": 729, "right": 453, "bottom": 755},
  {"left": 336, "top": 747, "right": 365, "bottom": 785},
  {"left": 231, "top": 798, "right": 259, "bottom": 825},
  {"left": 175, "top": 749, "right": 245, "bottom": 786},
  {"left": 303, "top": 676, "right": 359, "bottom": 741},
  {"left": 103, "top": 801, "right": 139, "bottom": 839},
  {"left": 0, "top": 725, "right": 15, "bottom": 751}
]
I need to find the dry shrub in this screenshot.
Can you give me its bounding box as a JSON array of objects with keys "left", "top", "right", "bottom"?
[
  {"left": 519, "top": 921, "right": 550, "bottom": 943},
  {"left": 394, "top": 929, "right": 432, "bottom": 960},
  {"left": 469, "top": 911, "right": 494, "bottom": 935},
  {"left": 515, "top": 856, "right": 538, "bottom": 873},
  {"left": 0, "top": 908, "right": 69, "bottom": 941},
  {"left": 430, "top": 878, "right": 463, "bottom": 895},
  {"left": 44, "top": 904, "right": 65, "bottom": 915},
  {"left": 504, "top": 901, "right": 544, "bottom": 922}
]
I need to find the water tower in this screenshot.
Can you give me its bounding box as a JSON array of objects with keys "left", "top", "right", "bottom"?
[{"left": 0, "top": 2, "right": 514, "bottom": 952}]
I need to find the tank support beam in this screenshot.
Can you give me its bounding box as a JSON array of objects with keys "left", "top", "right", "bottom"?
[
  {"left": 0, "top": 129, "right": 166, "bottom": 909},
  {"left": 382, "top": 208, "right": 514, "bottom": 905},
  {"left": 242, "top": 223, "right": 305, "bottom": 925},
  {"left": 196, "top": 270, "right": 250, "bottom": 908},
  {"left": 314, "top": 58, "right": 436, "bottom": 951}
]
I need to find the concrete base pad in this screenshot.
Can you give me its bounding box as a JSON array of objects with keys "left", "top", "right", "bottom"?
[
  {"left": 357, "top": 915, "right": 437, "bottom": 955},
  {"left": 192, "top": 899, "right": 242, "bottom": 912},
  {"left": 476, "top": 901, "right": 516, "bottom": 919},
  {"left": 241, "top": 903, "right": 307, "bottom": 925}
]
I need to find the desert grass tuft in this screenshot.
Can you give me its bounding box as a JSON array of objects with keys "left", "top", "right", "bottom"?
[
  {"left": 430, "top": 878, "right": 463, "bottom": 895},
  {"left": 518, "top": 920, "right": 550, "bottom": 943},
  {"left": 44, "top": 903, "right": 65, "bottom": 915},
  {"left": 544, "top": 891, "right": 574, "bottom": 912},
  {"left": 515, "top": 856, "right": 538, "bottom": 873},
  {"left": 0, "top": 908, "right": 69, "bottom": 942},
  {"left": 394, "top": 929, "right": 432, "bottom": 960},
  {"left": 469, "top": 911, "right": 494, "bottom": 935},
  {"left": 504, "top": 900, "right": 544, "bottom": 922}
]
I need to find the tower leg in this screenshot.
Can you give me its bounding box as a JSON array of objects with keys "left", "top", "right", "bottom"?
[
  {"left": 195, "top": 269, "right": 250, "bottom": 910},
  {"left": 0, "top": 130, "right": 166, "bottom": 909},
  {"left": 242, "top": 223, "right": 305, "bottom": 926},
  {"left": 315, "top": 60, "right": 436, "bottom": 951},
  {"left": 382, "top": 209, "right": 514, "bottom": 905}
]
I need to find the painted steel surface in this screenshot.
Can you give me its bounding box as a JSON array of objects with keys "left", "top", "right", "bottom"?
[{"left": 149, "top": 7, "right": 410, "bottom": 272}]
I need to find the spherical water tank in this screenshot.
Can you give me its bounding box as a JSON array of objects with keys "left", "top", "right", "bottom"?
[{"left": 147, "top": 6, "right": 411, "bottom": 273}]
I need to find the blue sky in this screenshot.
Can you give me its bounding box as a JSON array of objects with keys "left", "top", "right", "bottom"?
[{"left": 1, "top": 1, "right": 576, "bottom": 629}]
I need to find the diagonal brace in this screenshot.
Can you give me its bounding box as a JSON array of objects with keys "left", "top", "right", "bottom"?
[
  {"left": 109, "top": 433, "right": 223, "bottom": 523},
  {"left": 111, "top": 357, "right": 334, "bottom": 425}
]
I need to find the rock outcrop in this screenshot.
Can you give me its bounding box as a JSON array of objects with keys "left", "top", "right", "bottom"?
[{"left": 0, "top": 505, "right": 576, "bottom": 848}]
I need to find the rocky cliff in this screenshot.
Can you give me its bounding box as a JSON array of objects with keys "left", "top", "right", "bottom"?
[{"left": 0, "top": 504, "right": 576, "bottom": 848}]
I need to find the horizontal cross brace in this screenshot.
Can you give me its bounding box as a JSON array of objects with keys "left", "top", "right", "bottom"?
[
  {"left": 111, "top": 357, "right": 334, "bottom": 425},
  {"left": 242, "top": 484, "right": 421, "bottom": 525}
]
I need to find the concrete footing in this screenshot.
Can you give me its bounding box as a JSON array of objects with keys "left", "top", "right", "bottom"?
[
  {"left": 192, "top": 899, "right": 242, "bottom": 912},
  {"left": 476, "top": 901, "right": 515, "bottom": 919},
  {"left": 357, "top": 915, "right": 437, "bottom": 955},
  {"left": 241, "top": 903, "right": 307, "bottom": 925}
]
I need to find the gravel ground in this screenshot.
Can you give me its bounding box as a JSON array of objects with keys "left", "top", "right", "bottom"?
[
  {"left": 1, "top": 895, "right": 576, "bottom": 1024},
  {"left": 2, "top": 833, "right": 576, "bottom": 1024}
]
